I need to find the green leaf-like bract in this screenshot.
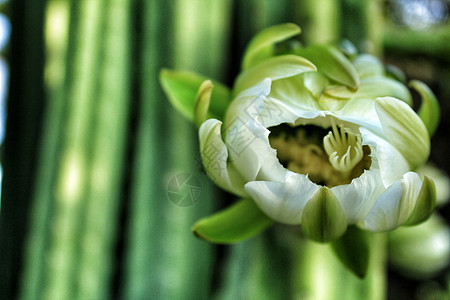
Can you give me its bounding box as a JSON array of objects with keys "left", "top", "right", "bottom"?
[
  {"left": 331, "top": 226, "right": 371, "bottom": 278},
  {"left": 160, "top": 69, "right": 231, "bottom": 122},
  {"left": 301, "top": 187, "right": 347, "bottom": 243},
  {"left": 192, "top": 199, "right": 273, "bottom": 244},
  {"left": 405, "top": 176, "right": 436, "bottom": 226},
  {"left": 410, "top": 80, "right": 441, "bottom": 137},
  {"left": 194, "top": 80, "right": 213, "bottom": 128}
]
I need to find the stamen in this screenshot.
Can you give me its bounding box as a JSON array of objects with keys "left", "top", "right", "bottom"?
[{"left": 323, "top": 118, "right": 363, "bottom": 173}]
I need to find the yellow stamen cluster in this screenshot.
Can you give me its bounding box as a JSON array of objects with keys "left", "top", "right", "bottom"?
[{"left": 269, "top": 121, "right": 370, "bottom": 187}]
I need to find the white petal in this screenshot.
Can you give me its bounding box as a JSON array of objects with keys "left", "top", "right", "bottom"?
[
  {"left": 334, "top": 99, "right": 383, "bottom": 135},
  {"left": 223, "top": 79, "right": 291, "bottom": 183},
  {"left": 224, "top": 111, "right": 273, "bottom": 182},
  {"left": 360, "top": 127, "right": 409, "bottom": 187},
  {"left": 258, "top": 97, "right": 301, "bottom": 128},
  {"left": 327, "top": 79, "right": 411, "bottom": 134},
  {"left": 362, "top": 172, "right": 422, "bottom": 231},
  {"left": 224, "top": 78, "right": 272, "bottom": 126},
  {"left": 269, "top": 74, "right": 321, "bottom": 114},
  {"left": 245, "top": 171, "right": 321, "bottom": 225},
  {"left": 355, "top": 77, "right": 412, "bottom": 105},
  {"left": 236, "top": 77, "right": 272, "bottom": 99},
  {"left": 199, "top": 119, "right": 247, "bottom": 196},
  {"left": 254, "top": 145, "right": 287, "bottom": 182},
  {"left": 331, "top": 169, "right": 385, "bottom": 224}
]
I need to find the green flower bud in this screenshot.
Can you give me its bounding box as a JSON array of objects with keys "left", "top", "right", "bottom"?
[{"left": 389, "top": 215, "right": 450, "bottom": 279}]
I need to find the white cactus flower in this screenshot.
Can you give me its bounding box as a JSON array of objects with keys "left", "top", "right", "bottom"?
[
  {"left": 161, "top": 23, "right": 439, "bottom": 244},
  {"left": 197, "top": 30, "right": 436, "bottom": 242}
]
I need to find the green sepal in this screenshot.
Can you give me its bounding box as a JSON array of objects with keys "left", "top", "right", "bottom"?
[
  {"left": 409, "top": 80, "right": 441, "bottom": 136},
  {"left": 194, "top": 80, "right": 213, "bottom": 128},
  {"left": 352, "top": 54, "right": 384, "bottom": 79},
  {"left": 338, "top": 39, "right": 358, "bottom": 59},
  {"left": 296, "top": 45, "right": 360, "bottom": 90},
  {"left": 405, "top": 176, "right": 436, "bottom": 226},
  {"left": 301, "top": 187, "right": 348, "bottom": 243},
  {"left": 160, "top": 69, "right": 231, "bottom": 122},
  {"left": 330, "top": 226, "right": 371, "bottom": 278},
  {"left": 324, "top": 77, "right": 412, "bottom": 105},
  {"left": 192, "top": 198, "right": 274, "bottom": 244},
  {"left": 241, "top": 23, "right": 301, "bottom": 70},
  {"left": 233, "top": 54, "right": 316, "bottom": 96}
]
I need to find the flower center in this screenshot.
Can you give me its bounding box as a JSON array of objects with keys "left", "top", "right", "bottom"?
[
  {"left": 323, "top": 118, "right": 364, "bottom": 174},
  {"left": 268, "top": 122, "right": 371, "bottom": 187}
]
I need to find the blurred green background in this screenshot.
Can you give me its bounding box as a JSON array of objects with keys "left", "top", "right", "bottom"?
[{"left": 0, "top": 0, "right": 449, "bottom": 299}]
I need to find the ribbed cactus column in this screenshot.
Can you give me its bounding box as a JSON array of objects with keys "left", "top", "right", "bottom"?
[
  {"left": 214, "top": 230, "right": 293, "bottom": 300},
  {"left": 41, "top": 0, "right": 105, "bottom": 297},
  {"left": 19, "top": 0, "right": 71, "bottom": 298},
  {"left": 296, "top": 0, "right": 340, "bottom": 44},
  {"left": 0, "top": 0, "right": 46, "bottom": 298},
  {"left": 76, "top": 0, "right": 131, "bottom": 299},
  {"left": 292, "top": 233, "right": 386, "bottom": 300},
  {"left": 121, "top": 0, "right": 174, "bottom": 298},
  {"left": 340, "top": 0, "right": 384, "bottom": 56},
  {"left": 20, "top": 0, "right": 131, "bottom": 299},
  {"left": 123, "top": 0, "right": 232, "bottom": 299}
]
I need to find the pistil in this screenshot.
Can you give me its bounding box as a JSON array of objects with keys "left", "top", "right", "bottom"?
[{"left": 323, "top": 118, "right": 363, "bottom": 174}]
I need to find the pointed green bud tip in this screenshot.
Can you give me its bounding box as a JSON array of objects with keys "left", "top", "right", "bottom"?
[
  {"left": 296, "top": 45, "right": 360, "bottom": 90},
  {"left": 301, "top": 187, "right": 347, "bottom": 243},
  {"left": 409, "top": 80, "right": 441, "bottom": 137},
  {"left": 338, "top": 39, "right": 358, "bottom": 59},
  {"left": 242, "top": 23, "right": 301, "bottom": 70},
  {"left": 405, "top": 176, "right": 436, "bottom": 226},
  {"left": 192, "top": 199, "right": 273, "bottom": 244},
  {"left": 194, "top": 80, "right": 213, "bottom": 128},
  {"left": 385, "top": 64, "right": 407, "bottom": 83}
]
